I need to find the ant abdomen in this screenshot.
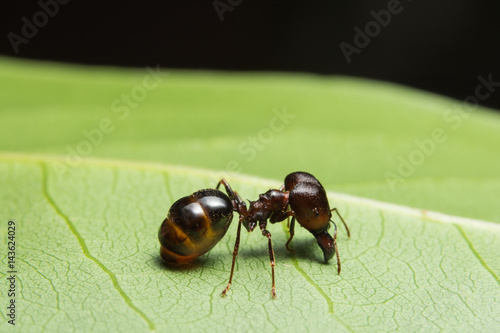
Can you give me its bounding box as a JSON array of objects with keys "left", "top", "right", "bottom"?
[{"left": 158, "top": 189, "right": 233, "bottom": 264}]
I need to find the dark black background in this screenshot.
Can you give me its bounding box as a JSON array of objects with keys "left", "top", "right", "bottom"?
[{"left": 2, "top": 1, "right": 500, "bottom": 110}]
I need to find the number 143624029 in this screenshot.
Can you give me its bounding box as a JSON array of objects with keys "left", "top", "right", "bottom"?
[{"left": 7, "top": 220, "right": 17, "bottom": 325}]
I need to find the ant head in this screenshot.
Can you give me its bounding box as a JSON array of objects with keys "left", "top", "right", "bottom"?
[{"left": 315, "top": 230, "right": 335, "bottom": 262}]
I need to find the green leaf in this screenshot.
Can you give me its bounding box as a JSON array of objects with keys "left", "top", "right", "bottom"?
[
  {"left": 1, "top": 58, "right": 500, "bottom": 331},
  {"left": 1, "top": 155, "right": 499, "bottom": 332}
]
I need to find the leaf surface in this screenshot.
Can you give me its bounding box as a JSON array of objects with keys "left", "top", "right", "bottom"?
[
  {"left": 1, "top": 155, "right": 499, "bottom": 332},
  {"left": 1, "top": 58, "right": 500, "bottom": 332}
]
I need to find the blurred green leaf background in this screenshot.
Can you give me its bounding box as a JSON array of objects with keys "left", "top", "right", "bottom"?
[{"left": 1, "top": 57, "right": 499, "bottom": 222}]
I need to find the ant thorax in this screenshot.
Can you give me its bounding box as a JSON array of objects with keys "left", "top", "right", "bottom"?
[
  {"left": 246, "top": 200, "right": 268, "bottom": 223},
  {"left": 246, "top": 189, "right": 289, "bottom": 222}
]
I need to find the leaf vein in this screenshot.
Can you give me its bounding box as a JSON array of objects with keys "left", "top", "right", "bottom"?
[
  {"left": 280, "top": 223, "right": 354, "bottom": 332},
  {"left": 455, "top": 225, "right": 500, "bottom": 286},
  {"left": 40, "top": 162, "right": 156, "bottom": 331}
]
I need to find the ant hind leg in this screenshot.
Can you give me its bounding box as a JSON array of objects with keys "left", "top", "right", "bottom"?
[
  {"left": 221, "top": 215, "right": 244, "bottom": 296},
  {"left": 217, "top": 179, "right": 247, "bottom": 215},
  {"left": 217, "top": 179, "right": 242, "bottom": 203}
]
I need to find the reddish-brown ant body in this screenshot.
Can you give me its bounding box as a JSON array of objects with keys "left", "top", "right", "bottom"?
[{"left": 158, "top": 171, "right": 350, "bottom": 298}]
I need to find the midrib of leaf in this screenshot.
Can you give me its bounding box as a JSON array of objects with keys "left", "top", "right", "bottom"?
[{"left": 39, "top": 162, "right": 156, "bottom": 331}]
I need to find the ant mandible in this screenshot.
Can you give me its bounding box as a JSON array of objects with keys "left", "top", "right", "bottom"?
[{"left": 158, "top": 171, "right": 350, "bottom": 298}]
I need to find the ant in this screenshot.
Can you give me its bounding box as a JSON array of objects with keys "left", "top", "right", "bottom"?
[{"left": 158, "top": 171, "right": 350, "bottom": 298}]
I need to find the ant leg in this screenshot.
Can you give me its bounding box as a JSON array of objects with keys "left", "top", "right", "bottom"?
[
  {"left": 217, "top": 179, "right": 243, "bottom": 203},
  {"left": 221, "top": 215, "right": 244, "bottom": 296},
  {"left": 269, "top": 210, "right": 295, "bottom": 251},
  {"left": 259, "top": 221, "right": 277, "bottom": 298},
  {"left": 217, "top": 179, "right": 247, "bottom": 215},
  {"left": 285, "top": 217, "right": 296, "bottom": 252},
  {"left": 331, "top": 208, "right": 350, "bottom": 238},
  {"left": 331, "top": 221, "right": 341, "bottom": 274}
]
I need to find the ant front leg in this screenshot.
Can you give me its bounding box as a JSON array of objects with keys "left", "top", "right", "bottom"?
[{"left": 259, "top": 220, "right": 277, "bottom": 298}]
